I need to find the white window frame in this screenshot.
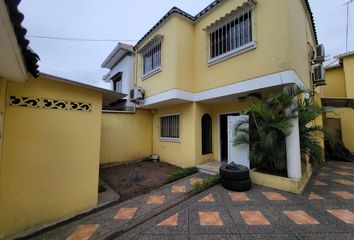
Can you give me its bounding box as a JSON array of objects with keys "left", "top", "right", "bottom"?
[
  {"left": 159, "top": 113, "right": 181, "bottom": 142},
  {"left": 207, "top": 4, "right": 256, "bottom": 66},
  {"left": 141, "top": 41, "right": 162, "bottom": 80}
]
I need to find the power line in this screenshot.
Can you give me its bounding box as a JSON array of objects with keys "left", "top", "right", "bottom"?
[
  {"left": 343, "top": 0, "right": 354, "bottom": 52},
  {"left": 27, "top": 35, "right": 137, "bottom": 42}
]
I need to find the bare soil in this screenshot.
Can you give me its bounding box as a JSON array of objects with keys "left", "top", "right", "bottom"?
[{"left": 99, "top": 161, "right": 181, "bottom": 202}]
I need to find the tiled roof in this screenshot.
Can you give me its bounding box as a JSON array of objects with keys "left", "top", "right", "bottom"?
[
  {"left": 135, "top": 0, "right": 318, "bottom": 48},
  {"left": 4, "top": 0, "right": 39, "bottom": 77}
]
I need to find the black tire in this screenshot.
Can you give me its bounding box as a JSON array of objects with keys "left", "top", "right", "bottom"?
[
  {"left": 221, "top": 178, "right": 252, "bottom": 192},
  {"left": 219, "top": 163, "right": 249, "bottom": 181}
]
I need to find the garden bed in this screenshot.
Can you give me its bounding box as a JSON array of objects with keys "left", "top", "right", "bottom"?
[{"left": 99, "top": 161, "right": 181, "bottom": 201}]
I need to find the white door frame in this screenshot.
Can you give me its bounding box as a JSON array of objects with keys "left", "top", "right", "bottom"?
[{"left": 217, "top": 111, "right": 240, "bottom": 162}]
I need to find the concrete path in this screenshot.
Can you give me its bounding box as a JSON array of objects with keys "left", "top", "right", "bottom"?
[
  {"left": 28, "top": 173, "right": 208, "bottom": 240},
  {"left": 119, "top": 161, "right": 354, "bottom": 240}
]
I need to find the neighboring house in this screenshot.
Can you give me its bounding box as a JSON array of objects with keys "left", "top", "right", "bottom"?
[
  {"left": 0, "top": 0, "right": 125, "bottom": 238},
  {"left": 112, "top": 0, "right": 324, "bottom": 183},
  {"left": 322, "top": 51, "right": 354, "bottom": 153},
  {"left": 101, "top": 43, "right": 135, "bottom": 111}
]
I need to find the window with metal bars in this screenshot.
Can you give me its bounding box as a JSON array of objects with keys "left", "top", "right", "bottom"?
[
  {"left": 209, "top": 9, "right": 252, "bottom": 59},
  {"left": 160, "top": 114, "right": 180, "bottom": 140},
  {"left": 202, "top": 114, "right": 212, "bottom": 155},
  {"left": 143, "top": 42, "right": 161, "bottom": 75}
]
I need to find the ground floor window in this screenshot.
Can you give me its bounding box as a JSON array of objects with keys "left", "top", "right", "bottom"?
[
  {"left": 160, "top": 114, "right": 180, "bottom": 141},
  {"left": 202, "top": 114, "right": 212, "bottom": 154}
]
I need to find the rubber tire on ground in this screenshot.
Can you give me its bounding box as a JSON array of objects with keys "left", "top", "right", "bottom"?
[
  {"left": 219, "top": 164, "right": 249, "bottom": 181},
  {"left": 221, "top": 178, "right": 252, "bottom": 192}
]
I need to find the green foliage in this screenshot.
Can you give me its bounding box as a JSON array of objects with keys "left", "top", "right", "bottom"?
[
  {"left": 168, "top": 167, "right": 199, "bottom": 183},
  {"left": 192, "top": 175, "right": 220, "bottom": 194},
  {"left": 234, "top": 85, "right": 326, "bottom": 174}
]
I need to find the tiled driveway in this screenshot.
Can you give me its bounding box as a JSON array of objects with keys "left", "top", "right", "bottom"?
[{"left": 119, "top": 161, "right": 354, "bottom": 240}]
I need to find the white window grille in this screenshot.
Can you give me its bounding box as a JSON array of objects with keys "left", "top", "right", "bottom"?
[
  {"left": 143, "top": 42, "right": 161, "bottom": 76},
  {"left": 209, "top": 9, "right": 252, "bottom": 60},
  {"left": 160, "top": 114, "right": 180, "bottom": 141}
]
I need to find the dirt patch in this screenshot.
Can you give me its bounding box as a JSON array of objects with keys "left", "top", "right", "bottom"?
[{"left": 99, "top": 161, "right": 181, "bottom": 202}]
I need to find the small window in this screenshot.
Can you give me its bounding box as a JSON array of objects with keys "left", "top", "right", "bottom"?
[
  {"left": 210, "top": 9, "right": 252, "bottom": 59},
  {"left": 112, "top": 72, "right": 122, "bottom": 92},
  {"left": 143, "top": 42, "right": 161, "bottom": 76},
  {"left": 160, "top": 114, "right": 180, "bottom": 141},
  {"left": 202, "top": 114, "right": 212, "bottom": 154}
]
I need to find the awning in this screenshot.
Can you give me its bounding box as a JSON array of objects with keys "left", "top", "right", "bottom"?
[{"left": 321, "top": 98, "right": 354, "bottom": 109}]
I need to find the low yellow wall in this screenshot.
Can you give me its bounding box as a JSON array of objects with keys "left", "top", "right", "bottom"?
[
  {"left": 0, "top": 76, "right": 102, "bottom": 239},
  {"left": 100, "top": 110, "right": 152, "bottom": 164},
  {"left": 326, "top": 108, "right": 354, "bottom": 153},
  {"left": 323, "top": 67, "right": 346, "bottom": 98}
]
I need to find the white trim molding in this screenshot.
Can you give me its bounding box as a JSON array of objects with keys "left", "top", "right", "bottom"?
[{"left": 141, "top": 70, "right": 307, "bottom": 108}]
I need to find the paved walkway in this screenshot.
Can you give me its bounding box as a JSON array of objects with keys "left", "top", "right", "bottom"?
[
  {"left": 29, "top": 161, "right": 354, "bottom": 240},
  {"left": 29, "top": 173, "right": 208, "bottom": 240},
  {"left": 119, "top": 161, "right": 354, "bottom": 240}
]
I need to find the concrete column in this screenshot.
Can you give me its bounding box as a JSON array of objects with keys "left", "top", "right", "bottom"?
[{"left": 286, "top": 117, "right": 302, "bottom": 179}]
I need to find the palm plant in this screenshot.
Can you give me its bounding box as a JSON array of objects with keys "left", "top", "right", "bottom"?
[{"left": 234, "top": 85, "right": 326, "bottom": 175}]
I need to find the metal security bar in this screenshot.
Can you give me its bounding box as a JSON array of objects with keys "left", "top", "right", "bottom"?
[
  {"left": 210, "top": 10, "right": 252, "bottom": 59},
  {"left": 143, "top": 42, "right": 161, "bottom": 75},
  {"left": 160, "top": 114, "right": 180, "bottom": 140}
]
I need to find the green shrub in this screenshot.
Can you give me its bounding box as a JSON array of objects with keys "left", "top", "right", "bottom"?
[
  {"left": 192, "top": 175, "right": 220, "bottom": 194},
  {"left": 168, "top": 167, "right": 199, "bottom": 183}
]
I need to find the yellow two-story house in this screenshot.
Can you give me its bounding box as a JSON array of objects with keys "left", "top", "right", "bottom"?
[
  {"left": 102, "top": 0, "right": 324, "bottom": 183},
  {"left": 322, "top": 51, "right": 354, "bottom": 153}
]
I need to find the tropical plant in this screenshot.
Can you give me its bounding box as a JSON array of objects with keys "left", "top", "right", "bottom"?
[{"left": 233, "top": 85, "right": 326, "bottom": 175}]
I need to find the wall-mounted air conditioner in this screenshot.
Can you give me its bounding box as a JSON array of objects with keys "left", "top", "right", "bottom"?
[
  {"left": 311, "top": 44, "right": 325, "bottom": 64},
  {"left": 312, "top": 64, "right": 326, "bottom": 87},
  {"left": 130, "top": 86, "right": 145, "bottom": 104}
]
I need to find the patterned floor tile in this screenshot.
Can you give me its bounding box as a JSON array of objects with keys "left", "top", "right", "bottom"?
[
  {"left": 262, "top": 192, "right": 287, "bottom": 201},
  {"left": 319, "top": 173, "right": 328, "bottom": 176},
  {"left": 283, "top": 211, "right": 319, "bottom": 225},
  {"left": 314, "top": 180, "right": 328, "bottom": 186},
  {"left": 332, "top": 179, "right": 354, "bottom": 186},
  {"left": 172, "top": 185, "right": 186, "bottom": 193},
  {"left": 229, "top": 192, "right": 250, "bottom": 202},
  {"left": 147, "top": 195, "right": 165, "bottom": 204},
  {"left": 199, "top": 193, "right": 215, "bottom": 202},
  {"left": 114, "top": 208, "right": 138, "bottom": 220},
  {"left": 66, "top": 224, "right": 99, "bottom": 240},
  {"left": 199, "top": 212, "right": 223, "bottom": 226},
  {"left": 334, "top": 171, "right": 354, "bottom": 176},
  {"left": 190, "top": 177, "right": 203, "bottom": 185},
  {"left": 308, "top": 192, "right": 324, "bottom": 200},
  {"left": 327, "top": 210, "right": 354, "bottom": 224},
  {"left": 240, "top": 211, "right": 271, "bottom": 225},
  {"left": 331, "top": 191, "right": 354, "bottom": 200},
  {"left": 157, "top": 213, "right": 178, "bottom": 226}
]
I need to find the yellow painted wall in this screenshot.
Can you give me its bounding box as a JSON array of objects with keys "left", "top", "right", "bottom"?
[
  {"left": 343, "top": 55, "right": 354, "bottom": 98},
  {"left": 288, "top": 0, "right": 316, "bottom": 89},
  {"left": 326, "top": 108, "right": 354, "bottom": 153},
  {"left": 137, "top": 0, "right": 316, "bottom": 97},
  {"left": 194, "top": 0, "right": 291, "bottom": 92},
  {"left": 0, "top": 76, "right": 102, "bottom": 239},
  {"left": 100, "top": 110, "right": 152, "bottom": 164},
  {"left": 152, "top": 103, "right": 196, "bottom": 168},
  {"left": 322, "top": 67, "right": 346, "bottom": 98}
]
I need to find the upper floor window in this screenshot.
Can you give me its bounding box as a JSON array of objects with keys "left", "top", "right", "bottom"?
[
  {"left": 143, "top": 42, "right": 161, "bottom": 76},
  {"left": 210, "top": 9, "right": 252, "bottom": 60},
  {"left": 112, "top": 72, "right": 122, "bottom": 92}
]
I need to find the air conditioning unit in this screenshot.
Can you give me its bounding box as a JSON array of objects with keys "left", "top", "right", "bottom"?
[
  {"left": 312, "top": 44, "right": 325, "bottom": 64},
  {"left": 312, "top": 65, "right": 326, "bottom": 87},
  {"left": 130, "top": 86, "right": 145, "bottom": 104}
]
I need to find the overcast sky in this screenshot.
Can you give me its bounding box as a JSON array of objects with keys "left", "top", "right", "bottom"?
[{"left": 19, "top": 0, "right": 354, "bottom": 89}]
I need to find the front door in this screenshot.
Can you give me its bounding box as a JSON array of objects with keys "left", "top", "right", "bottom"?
[
  {"left": 228, "top": 115, "right": 250, "bottom": 169},
  {"left": 219, "top": 113, "right": 239, "bottom": 162}
]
